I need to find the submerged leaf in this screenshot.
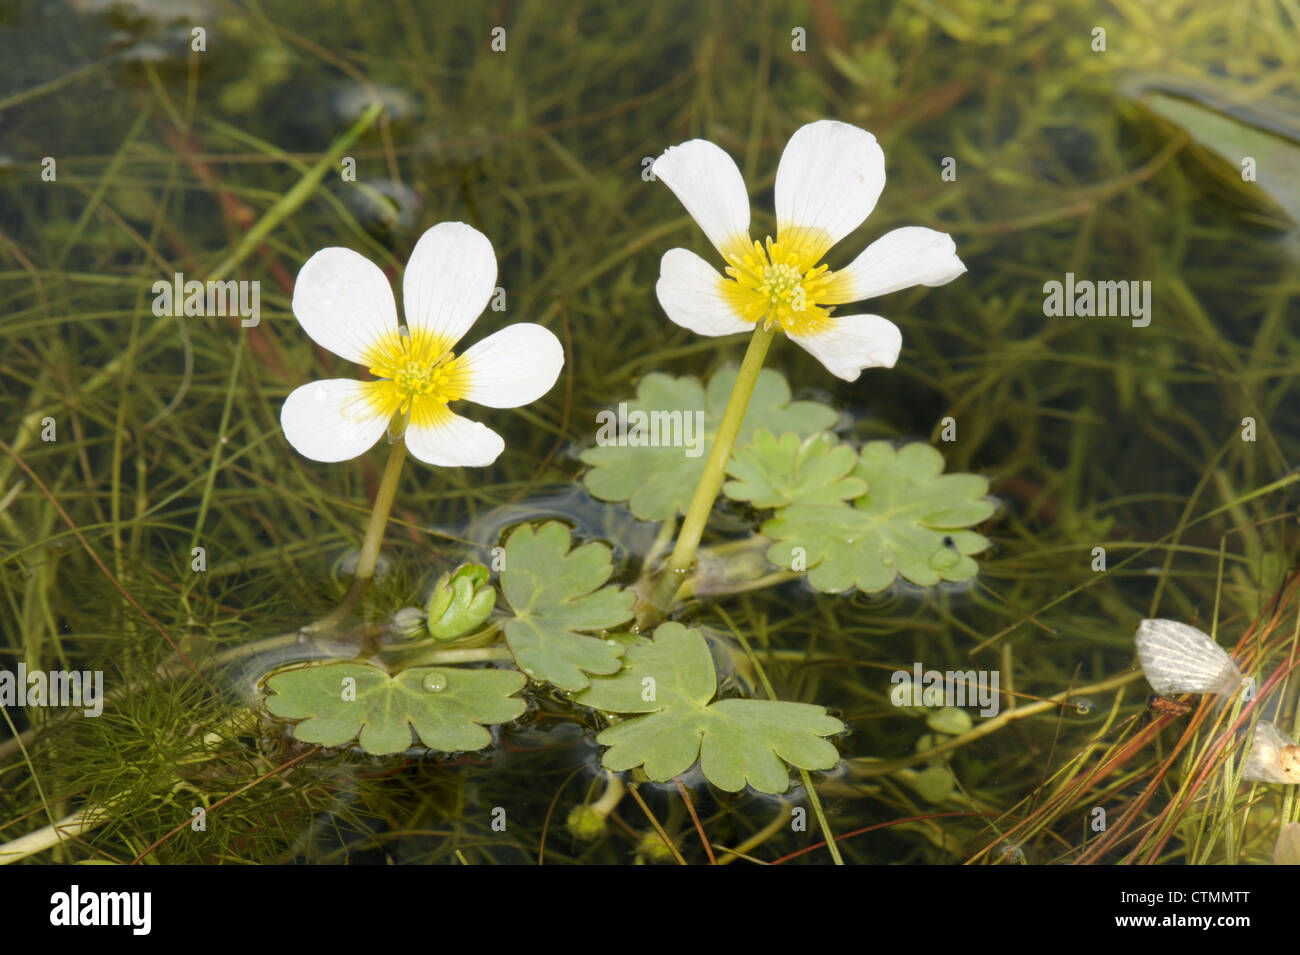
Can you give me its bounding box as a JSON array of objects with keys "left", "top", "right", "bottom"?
[
  {"left": 264, "top": 662, "right": 525, "bottom": 756},
  {"left": 764, "top": 441, "right": 994, "bottom": 593},
  {"left": 724, "top": 430, "right": 867, "bottom": 508},
  {"left": 580, "top": 368, "right": 838, "bottom": 521},
  {"left": 576, "top": 623, "right": 843, "bottom": 793},
  {"left": 1131, "top": 82, "right": 1300, "bottom": 226},
  {"left": 500, "top": 521, "right": 636, "bottom": 691}
]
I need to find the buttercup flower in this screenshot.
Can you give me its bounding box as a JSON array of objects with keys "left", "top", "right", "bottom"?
[
  {"left": 653, "top": 120, "right": 965, "bottom": 381},
  {"left": 281, "top": 222, "right": 563, "bottom": 466}
]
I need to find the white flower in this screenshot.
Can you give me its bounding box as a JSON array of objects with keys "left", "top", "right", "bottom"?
[
  {"left": 652, "top": 120, "right": 966, "bottom": 381},
  {"left": 280, "top": 222, "right": 563, "bottom": 467}
]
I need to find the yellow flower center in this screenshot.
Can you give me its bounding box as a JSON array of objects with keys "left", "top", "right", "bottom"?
[
  {"left": 362, "top": 330, "right": 468, "bottom": 423},
  {"left": 721, "top": 236, "right": 836, "bottom": 336}
]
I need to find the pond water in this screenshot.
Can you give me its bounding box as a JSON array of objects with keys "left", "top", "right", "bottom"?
[{"left": 1, "top": 0, "right": 1298, "bottom": 866}]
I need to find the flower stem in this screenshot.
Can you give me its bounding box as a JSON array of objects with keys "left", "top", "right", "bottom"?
[
  {"left": 642, "top": 323, "right": 776, "bottom": 620},
  {"left": 354, "top": 437, "right": 409, "bottom": 583},
  {"left": 310, "top": 437, "right": 408, "bottom": 631}
]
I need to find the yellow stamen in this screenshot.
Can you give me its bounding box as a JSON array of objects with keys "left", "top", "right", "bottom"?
[
  {"left": 719, "top": 236, "right": 837, "bottom": 336},
  {"left": 362, "top": 329, "right": 469, "bottom": 420}
]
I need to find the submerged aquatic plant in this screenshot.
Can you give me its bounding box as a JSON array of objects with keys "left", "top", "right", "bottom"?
[
  {"left": 1, "top": 96, "right": 996, "bottom": 865},
  {"left": 5, "top": 0, "right": 1299, "bottom": 874}
]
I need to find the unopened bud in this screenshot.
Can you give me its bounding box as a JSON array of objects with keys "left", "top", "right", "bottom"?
[{"left": 426, "top": 563, "right": 495, "bottom": 640}]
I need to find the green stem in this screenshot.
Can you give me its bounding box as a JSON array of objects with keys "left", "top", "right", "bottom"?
[
  {"left": 354, "top": 437, "right": 408, "bottom": 583},
  {"left": 642, "top": 323, "right": 776, "bottom": 619},
  {"left": 379, "top": 645, "right": 514, "bottom": 668},
  {"left": 310, "top": 437, "right": 408, "bottom": 631},
  {"left": 719, "top": 606, "right": 842, "bottom": 865}
]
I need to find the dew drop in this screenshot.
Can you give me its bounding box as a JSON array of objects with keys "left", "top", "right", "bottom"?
[
  {"left": 422, "top": 672, "right": 448, "bottom": 693},
  {"left": 928, "top": 548, "right": 961, "bottom": 572},
  {"left": 1074, "top": 698, "right": 1093, "bottom": 715}
]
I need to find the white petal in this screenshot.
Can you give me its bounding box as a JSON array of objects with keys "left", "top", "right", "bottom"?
[
  {"left": 291, "top": 248, "right": 399, "bottom": 365},
  {"left": 1243, "top": 722, "right": 1300, "bottom": 784},
  {"left": 404, "top": 405, "right": 504, "bottom": 468},
  {"left": 775, "top": 121, "right": 885, "bottom": 263},
  {"left": 1134, "top": 619, "right": 1242, "bottom": 696},
  {"left": 402, "top": 222, "right": 497, "bottom": 349},
  {"left": 824, "top": 226, "right": 966, "bottom": 304},
  {"left": 458, "top": 323, "right": 564, "bottom": 408},
  {"left": 652, "top": 140, "right": 751, "bottom": 261},
  {"left": 656, "top": 248, "right": 752, "bottom": 337},
  {"left": 786, "top": 314, "right": 903, "bottom": 382},
  {"left": 280, "top": 379, "right": 391, "bottom": 463}
]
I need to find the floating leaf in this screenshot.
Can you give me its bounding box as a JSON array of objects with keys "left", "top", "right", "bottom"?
[
  {"left": 724, "top": 430, "right": 866, "bottom": 508},
  {"left": 580, "top": 368, "right": 838, "bottom": 521},
  {"left": 576, "top": 622, "right": 843, "bottom": 793},
  {"left": 264, "top": 662, "right": 525, "bottom": 756},
  {"left": 765, "top": 441, "right": 994, "bottom": 593},
  {"left": 500, "top": 521, "right": 635, "bottom": 691}
]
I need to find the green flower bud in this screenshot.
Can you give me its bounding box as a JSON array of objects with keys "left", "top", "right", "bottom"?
[
  {"left": 389, "top": 606, "right": 428, "bottom": 641},
  {"left": 426, "top": 563, "right": 495, "bottom": 641},
  {"left": 635, "top": 830, "right": 677, "bottom": 864},
  {"left": 566, "top": 804, "right": 608, "bottom": 841}
]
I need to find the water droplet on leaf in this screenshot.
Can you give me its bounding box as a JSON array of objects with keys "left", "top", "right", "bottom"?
[
  {"left": 422, "top": 672, "right": 448, "bottom": 693},
  {"left": 929, "top": 548, "right": 961, "bottom": 572}
]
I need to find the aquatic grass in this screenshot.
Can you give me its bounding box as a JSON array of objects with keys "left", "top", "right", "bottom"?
[
  {"left": 968, "top": 569, "right": 1300, "bottom": 865},
  {"left": 1, "top": 0, "right": 1298, "bottom": 863}
]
